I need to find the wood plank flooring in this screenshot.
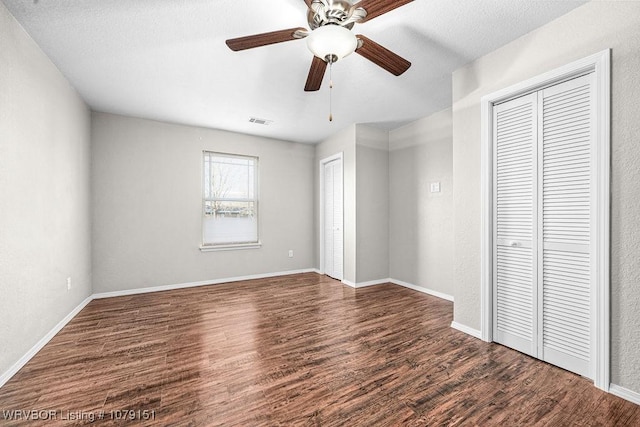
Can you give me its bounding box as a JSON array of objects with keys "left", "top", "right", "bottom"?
[{"left": 0, "top": 273, "right": 638, "bottom": 426}]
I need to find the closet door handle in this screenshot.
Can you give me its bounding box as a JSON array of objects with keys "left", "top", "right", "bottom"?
[{"left": 509, "top": 241, "right": 521, "bottom": 247}]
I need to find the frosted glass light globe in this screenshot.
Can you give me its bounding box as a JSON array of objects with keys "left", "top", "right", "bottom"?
[{"left": 306, "top": 25, "right": 357, "bottom": 61}]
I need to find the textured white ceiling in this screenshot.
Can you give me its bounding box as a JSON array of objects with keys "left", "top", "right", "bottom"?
[{"left": 2, "top": 0, "right": 586, "bottom": 143}]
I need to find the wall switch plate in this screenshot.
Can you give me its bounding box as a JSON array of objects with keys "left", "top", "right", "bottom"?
[
  {"left": 430, "top": 182, "right": 441, "bottom": 193},
  {"left": 67, "top": 277, "right": 71, "bottom": 291},
  {"left": 288, "top": 250, "right": 294, "bottom": 258}
]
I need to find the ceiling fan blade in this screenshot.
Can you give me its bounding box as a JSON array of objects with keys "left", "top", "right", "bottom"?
[
  {"left": 305, "top": 56, "right": 327, "bottom": 91},
  {"left": 355, "top": 35, "right": 411, "bottom": 76},
  {"left": 353, "top": 0, "right": 413, "bottom": 22},
  {"left": 226, "top": 27, "right": 307, "bottom": 51},
  {"left": 304, "top": 0, "right": 313, "bottom": 8}
]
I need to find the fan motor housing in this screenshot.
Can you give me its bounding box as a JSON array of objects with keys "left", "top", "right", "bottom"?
[{"left": 308, "top": 0, "right": 362, "bottom": 30}]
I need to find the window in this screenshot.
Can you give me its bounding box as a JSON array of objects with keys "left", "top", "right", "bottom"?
[{"left": 202, "top": 152, "right": 259, "bottom": 249}]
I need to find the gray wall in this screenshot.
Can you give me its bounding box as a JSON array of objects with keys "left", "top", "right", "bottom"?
[
  {"left": 91, "top": 112, "right": 315, "bottom": 293},
  {"left": 389, "top": 109, "right": 453, "bottom": 296},
  {"left": 315, "top": 124, "right": 391, "bottom": 285},
  {"left": 452, "top": 1, "right": 640, "bottom": 393},
  {"left": 315, "top": 120, "right": 452, "bottom": 289},
  {"left": 0, "top": 3, "right": 92, "bottom": 376},
  {"left": 315, "top": 125, "right": 357, "bottom": 283},
  {"left": 355, "top": 125, "right": 389, "bottom": 283}
]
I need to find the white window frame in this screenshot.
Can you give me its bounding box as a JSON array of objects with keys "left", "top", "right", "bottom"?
[
  {"left": 479, "top": 49, "right": 610, "bottom": 390},
  {"left": 200, "top": 151, "right": 261, "bottom": 252}
]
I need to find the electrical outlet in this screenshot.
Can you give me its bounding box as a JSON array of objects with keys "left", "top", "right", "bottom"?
[
  {"left": 66, "top": 277, "right": 71, "bottom": 291},
  {"left": 288, "top": 250, "right": 294, "bottom": 258},
  {"left": 430, "top": 182, "right": 441, "bottom": 193}
]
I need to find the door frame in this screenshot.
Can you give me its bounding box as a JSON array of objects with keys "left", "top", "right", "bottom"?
[
  {"left": 319, "top": 152, "right": 344, "bottom": 279},
  {"left": 479, "top": 49, "right": 610, "bottom": 390}
]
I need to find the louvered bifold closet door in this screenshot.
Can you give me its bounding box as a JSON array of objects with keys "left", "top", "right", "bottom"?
[
  {"left": 493, "top": 93, "right": 538, "bottom": 357},
  {"left": 538, "top": 73, "right": 594, "bottom": 378}
]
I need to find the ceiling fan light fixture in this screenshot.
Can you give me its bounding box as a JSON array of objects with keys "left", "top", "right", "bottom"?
[{"left": 306, "top": 24, "right": 357, "bottom": 62}]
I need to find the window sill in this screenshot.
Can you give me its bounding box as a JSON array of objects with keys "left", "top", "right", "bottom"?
[{"left": 199, "top": 242, "right": 262, "bottom": 252}]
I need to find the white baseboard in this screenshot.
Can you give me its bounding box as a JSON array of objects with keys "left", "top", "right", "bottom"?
[
  {"left": 341, "top": 278, "right": 390, "bottom": 288},
  {"left": 451, "top": 321, "right": 483, "bottom": 339},
  {"left": 389, "top": 278, "right": 454, "bottom": 302},
  {"left": 609, "top": 384, "right": 640, "bottom": 405},
  {"left": 341, "top": 279, "right": 355, "bottom": 288},
  {"left": 0, "top": 295, "right": 93, "bottom": 389},
  {"left": 93, "top": 268, "right": 318, "bottom": 299},
  {"left": 340, "top": 277, "right": 456, "bottom": 301}
]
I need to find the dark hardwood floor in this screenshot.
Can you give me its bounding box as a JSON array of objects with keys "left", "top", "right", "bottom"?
[{"left": 0, "top": 273, "right": 638, "bottom": 426}]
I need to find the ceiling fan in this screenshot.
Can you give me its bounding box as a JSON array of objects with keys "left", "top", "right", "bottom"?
[{"left": 225, "top": 0, "right": 413, "bottom": 92}]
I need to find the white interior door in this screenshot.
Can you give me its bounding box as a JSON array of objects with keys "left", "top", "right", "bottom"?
[
  {"left": 323, "top": 158, "right": 343, "bottom": 280},
  {"left": 493, "top": 73, "right": 595, "bottom": 378}
]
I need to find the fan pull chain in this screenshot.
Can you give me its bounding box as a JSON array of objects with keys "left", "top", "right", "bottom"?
[{"left": 329, "top": 58, "right": 333, "bottom": 122}]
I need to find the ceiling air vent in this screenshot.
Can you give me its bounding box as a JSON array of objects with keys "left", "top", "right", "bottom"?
[{"left": 249, "top": 117, "right": 273, "bottom": 125}]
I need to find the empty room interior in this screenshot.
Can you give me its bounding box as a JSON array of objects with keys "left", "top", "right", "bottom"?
[{"left": 1, "top": 0, "right": 640, "bottom": 425}]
